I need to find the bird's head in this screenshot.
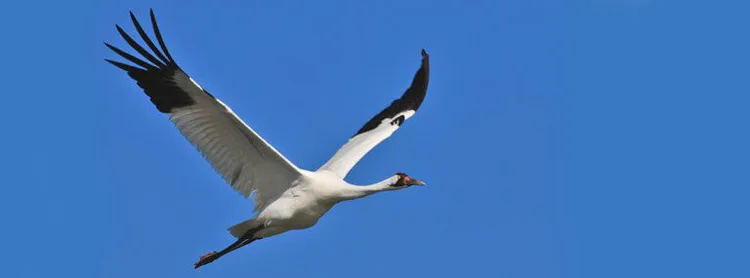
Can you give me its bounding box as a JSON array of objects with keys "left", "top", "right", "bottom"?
[{"left": 391, "top": 172, "right": 426, "bottom": 187}]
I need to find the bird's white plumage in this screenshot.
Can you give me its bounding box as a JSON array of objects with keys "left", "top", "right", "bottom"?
[
  {"left": 319, "top": 110, "right": 416, "bottom": 178},
  {"left": 169, "top": 70, "right": 302, "bottom": 212}
]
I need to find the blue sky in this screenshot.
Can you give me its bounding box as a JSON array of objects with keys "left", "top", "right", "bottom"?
[{"left": 1, "top": 0, "right": 748, "bottom": 277}]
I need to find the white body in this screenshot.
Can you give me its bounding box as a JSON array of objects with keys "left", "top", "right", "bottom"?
[{"left": 241, "top": 170, "right": 396, "bottom": 238}]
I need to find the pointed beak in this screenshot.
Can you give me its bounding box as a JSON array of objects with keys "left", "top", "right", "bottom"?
[{"left": 413, "top": 179, "right": 426, "bottom": 186}]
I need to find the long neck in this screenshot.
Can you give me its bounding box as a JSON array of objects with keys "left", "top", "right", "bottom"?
[{"left": 338, "top": 176, "right": 399, "bottom": 201}]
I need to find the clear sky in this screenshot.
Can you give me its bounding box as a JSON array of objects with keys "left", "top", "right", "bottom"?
[{"left": 1, "top": 0, "right": 748, "bottom": 277}]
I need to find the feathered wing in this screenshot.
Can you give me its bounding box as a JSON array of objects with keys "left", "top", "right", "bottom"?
[
  {"left": 105, "top": 10, "right": 301, "bottom": 212},
  {"left": 318, "top": 50, "right": 430, "bottom": 178}
]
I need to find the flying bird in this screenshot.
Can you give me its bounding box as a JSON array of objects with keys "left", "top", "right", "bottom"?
[{"left": 105, "top": 10, "right": 429, "bottom": 269}]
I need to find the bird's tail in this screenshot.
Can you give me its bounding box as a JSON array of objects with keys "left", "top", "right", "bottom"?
[{"left": 228, "top": 219, "right": 258, "bottom": 238}]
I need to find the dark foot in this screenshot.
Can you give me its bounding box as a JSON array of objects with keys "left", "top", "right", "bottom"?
[{"left": 194, "top": 251, "right": 218, "bottom": 269}]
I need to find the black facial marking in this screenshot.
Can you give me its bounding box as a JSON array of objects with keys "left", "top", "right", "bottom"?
[{"left": 392, "top": 172, "right": 408, "bottom": 187}]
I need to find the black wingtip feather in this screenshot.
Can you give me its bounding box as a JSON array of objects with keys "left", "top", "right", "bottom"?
[
  {"left": 410, "top": 49, "right": 429, "bottom": 112},
  {"left": 130, "top": 10, "right": 171, "bottom": 65},
  {"left": 150, "top": 9, "right": 176, "bottom": 64},
  {"left": 115, "top": 24, "right": 167, "bottom": 68},
  {"left": 104, "top": 42, "right": 156, "bottom": 70},
  {"left": 352, "top": 50, "right": 430, "bottom": 136},
  {"left": 105, "top": 58, "right": 146, "bottom": 72},
  {"left": 106, "top": 10, "right": 196, "bottom": 114}
]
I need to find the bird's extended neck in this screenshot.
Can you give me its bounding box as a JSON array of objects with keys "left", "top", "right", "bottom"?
[{"left": 337, "top": 176, "right": 400, "bottom": 201}]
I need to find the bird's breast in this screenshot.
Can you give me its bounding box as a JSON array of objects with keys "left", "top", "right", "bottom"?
[{"left": 267, "top": 187, "right": 335, "bottom": 230}]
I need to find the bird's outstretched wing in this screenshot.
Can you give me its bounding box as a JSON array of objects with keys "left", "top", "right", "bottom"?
[
  {"left": 105, "top": 10, "right": 301, "bottom": 212},
  {"left": 318, "top": 50, "right": 429, "bottom": 178}
]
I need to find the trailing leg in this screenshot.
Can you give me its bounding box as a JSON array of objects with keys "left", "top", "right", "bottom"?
[{"left": 194, "top": 225, "right": 264, "bottom": 269}]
